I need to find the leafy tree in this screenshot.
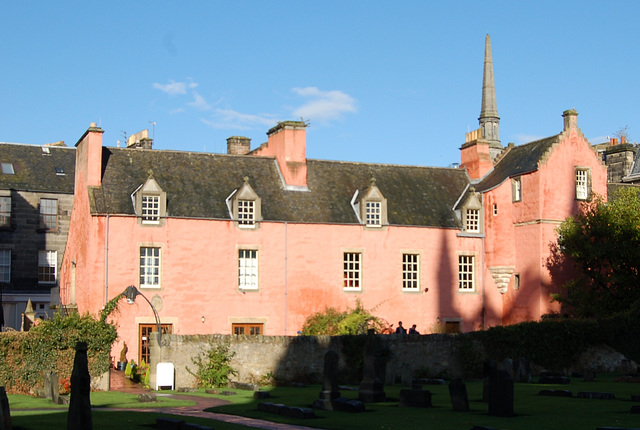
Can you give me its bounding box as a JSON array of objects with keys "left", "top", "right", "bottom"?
[
  {"left": 187, "top": 344, "right": 238, "bottom": 388},
  {"left": 300, "top": 299, "right": 386, "bottom": 335},
  {"left": 551, "top": 187, "right": 640, "bottom": 317}
]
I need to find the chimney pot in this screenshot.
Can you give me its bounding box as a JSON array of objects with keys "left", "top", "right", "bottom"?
[{"left": 227, "top": 136, "right": 252, "bottom": 155}]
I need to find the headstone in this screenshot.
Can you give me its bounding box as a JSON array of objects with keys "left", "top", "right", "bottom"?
[
  {"left": 358, "top": 330, "right": 386, "bottom": 403},
  {"left": 499, "top": 358, "right": 514, "bottom": 378},
  {"left": 44, "top": 371, "right": 60, "bottom": 404},
  {"left": 400, "top": 362, "right": 412, "bottom": 388},
  {"left": 332, "top": 397, "right": 365, "bottom": 413},
  {"left": 488, "top": 369, "right": 513, "bottom": 417},
  {"left": 312, "top": 350, "right": 341, "bottom": 410},
  {"left": 448, "top": 378, "right": 469, "bottom": 412},
  {"left": 253, "top": 391, "right": 271, "bottom": 399},
  {"left": 0, "top": 387, "right": 12, "bottom": 430},
  {"left": 577, "top": 391, "right": 615, "bottom": 400},
  {"left": 513, "top": 357, "right": 531, "bottom": 383},
  {"left": 539, "top": 389, "right": 572, "bottom": 397},
  {"left": 67, "top": 341, "right": 92, "bottom": 430},
  {"left": 399, "top": 389, "right": 432, "bottom": 408},
  {"left": 583, "top": 368, "right": 595, "bottom": 382},
  {"left": 138, "top": 393, "right": 157, "bottom": 402},
  {"left": 482, "top": 359, "right": 497, "bottom": 402}
]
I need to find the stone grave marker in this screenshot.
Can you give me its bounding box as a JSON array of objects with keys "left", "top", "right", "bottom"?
[
  {"left": 513, "top": 357, "right": 531, "bottom": 383},
  {"left": 312, "top": 350, "right": 341, "bottom": 410},
  {"left": 358, "top": 330, "right": 386, "bottom": 403},
  {"left": 448, "top": 378, "right": 469, "bottom": 412},
  {"left": 488, "top": 369, "right": 513, "bottom": 417},
  {"left": 67, "top": 341, "right": 92, "bottom": 430},
  {"left": 0, "top": 386, "right": 12, "bottom": 430}
]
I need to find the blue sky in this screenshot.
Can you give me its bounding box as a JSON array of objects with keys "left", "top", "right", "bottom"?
[{"left": 1, "top": 2, "right": 639, "bottom": 167}]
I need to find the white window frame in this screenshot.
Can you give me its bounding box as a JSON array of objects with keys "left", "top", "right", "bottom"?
[
  {"left": 402, "top": 253, "right": 419, "bottom": 291},
  {"left": 0, "top": 250, "right": 10, "bottom": 283},
  {"left": 512, "top": 177, "right": 522, "bottom": 202},
  {"left": 40, "top": 198, "right": 58, "bottom": 230},
  {"left": 141, "top": 194, "right": 160, "bottom": 224},
  {"left": 140, "top": 247, "right": 161, "bottom": 289},
  {"left": 575, "top": 168, "right": 590, "bottom": 200},
  {"left": 238, "top": 200, "right": 256, "bottom": 227},
  {"left": 38, "top": 250, "right": 57, "bottom": 284},
  {"left": 0, "top": 196, "right": 10, "bottom": 228},
  {"left": 365, "top": 201, "right": 382, "bottom": 227},
  {"left": 343, "top": 252, "right": 362, "bottom": 291},
  {"left": 465, "top": 208, "right": 480, "bottom": 233},
  {"left": 458, "top": 254, "right": 475, "bottom": 291},
  {"left": 238, "top": 249, "right": 258, "bottom": 290}
]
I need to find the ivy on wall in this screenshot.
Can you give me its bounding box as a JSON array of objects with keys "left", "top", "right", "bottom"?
[{"left": 0, "top": 312, "right": 117, "bottom": 394}]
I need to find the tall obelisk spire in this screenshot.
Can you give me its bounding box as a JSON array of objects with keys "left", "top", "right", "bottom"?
[{"left": 479, "top": 34, "right": 501, "bottom": 158}]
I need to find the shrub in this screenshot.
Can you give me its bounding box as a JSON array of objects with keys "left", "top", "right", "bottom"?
[
  {"left": 187, "top": 344, "right": 238, "bottom": 388},
  {"left": 301, "top": 299, "right": 387, "bottom": 335}
]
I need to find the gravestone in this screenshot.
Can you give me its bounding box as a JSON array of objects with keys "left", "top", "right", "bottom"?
[
  {"left": 358, "top": 330, "right": 386, "bottom": 403},
  {"left": 448, "top": 378, "right": 469, "bottom": 412},
  {"left": 499, "top": 358, "right": 514, "bottom": 378},
  {"left": 0, "top": 387, "right": 11, "bottom": 430},
  {"left": 400, "top": 362, "right": 412, "bottom": 388},
  {"left": 332, "top": 397, "right": 365, "bottom": 413},
  {"left": 482, "top": 359, "right": 497, "bottom": 402},
  {"left": 67, "top": 341, "right": 92, "bottom": 430},
  {"left": 488, "top": 369, "right": 514, "bottom": 417},
  {"left": 399, "top": 389, "right": 432, "bottom": 408},
  {"left": 513, "top": 357, "right": 531, "bottom": 383},
  {"left": 44, "top": 371, "right": 59, "bottom": 405},
  {"left": 312, "top": 350, "right": 341, "bottom": 410},
  {"left": 583, "top": 368, "right": 596, "bottom": 382}
]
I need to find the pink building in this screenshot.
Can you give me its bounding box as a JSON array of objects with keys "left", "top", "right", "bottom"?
[{"left": 60, "top": 36, "right": 606, "bottom": 365}]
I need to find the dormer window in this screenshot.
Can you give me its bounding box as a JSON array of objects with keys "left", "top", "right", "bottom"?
[
  {"left": 459, "top": 188, "right": 483, "bottom": 234},
  {"left": 355, "top": 178, "right": 387, "bottom": 228},
  {"left": 132, "top": 172, "right": 166, "bottom": 226},
  {"left": 238, "top": 200, "right": 255, "bottom": 226},
  {"left": 227, "top": 177, "right": 261, "bottom": 229}
]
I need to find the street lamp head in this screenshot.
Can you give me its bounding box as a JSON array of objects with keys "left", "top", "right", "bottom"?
[{"left": 123, "top": 285, "right": 140, "bottom": 304}]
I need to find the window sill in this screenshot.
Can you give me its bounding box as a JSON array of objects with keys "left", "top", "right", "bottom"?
[{"left": 457, "top": 232, "right": 485, "bottom": 238}]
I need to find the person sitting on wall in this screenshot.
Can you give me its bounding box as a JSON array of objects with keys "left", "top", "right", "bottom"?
[
  {"left": 395, "top": 321, "right": 407, "bottom": 335},
  {"left": 409, "top": 324, "right": 419, "bottom": 335}
]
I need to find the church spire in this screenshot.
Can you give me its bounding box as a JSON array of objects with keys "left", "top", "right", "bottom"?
[{"left": 479, "top": 34, "right": 501, "bottom": 157}]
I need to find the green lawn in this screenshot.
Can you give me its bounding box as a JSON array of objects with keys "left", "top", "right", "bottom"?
[
  {"left": 8, "top": 374, "right": 640, "bottom": 430},
  {"left": 206, "top": 373, "right": 640, "bottom": 430}
]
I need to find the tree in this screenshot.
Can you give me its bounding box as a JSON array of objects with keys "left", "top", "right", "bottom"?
[{"left": 551, "top": 187, "right": 640, "bottom": 317}]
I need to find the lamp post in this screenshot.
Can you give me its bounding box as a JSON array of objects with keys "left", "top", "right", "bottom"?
[{"left": 122, "top": 285, "right": 162, "bottom": 344}]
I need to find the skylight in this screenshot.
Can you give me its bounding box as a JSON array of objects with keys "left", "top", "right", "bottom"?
[
  {"left": 1, "top": 163, "right": 14, "bottom": 174},
  {"left": 55, "top": 167, "right": 65, "bottom": 176}
]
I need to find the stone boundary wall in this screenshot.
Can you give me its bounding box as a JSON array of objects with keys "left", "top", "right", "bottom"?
[{"left": 149, "top": 333, "right": 463, "bottom": 390}]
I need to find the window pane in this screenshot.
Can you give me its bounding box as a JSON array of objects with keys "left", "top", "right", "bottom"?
[
  {"left": 458, "top": 255, "right": 474, "bottom": 290},
  {"left": 0, "top": 250, "right": 10, "bottom": 283},
  {"left": 38, "top": 250, "right": 57, "bottom": 284},
  {"left": 465, "top": 209, "right": 479, "bottom": 233},
  {"left": 343, "top": 252, "right": 361, "bottom": 289},
  {"left": 142, "top": 195, "right": 160, "bottom": 223},
  {"left": 40, "top": 199, "right": 57, "bottom": 230},
  {"left": 140, "top": 247, "right": 161, "bottom": 287},
  {"left": 0, "top": 197, "right": 10, "bottom": 227},
  {"left": 365, "top": 201, "right": 381, "bottom": 226},
  {"left": 238, "top": 200, "right": 255, "bottom": 225},
  {"left": 402, "top": 253, "right": 419, "bottom": 290},
  {"left": 238, "top": 249, "right": 258, "bottom": 289},
  {"left": 576, "top": 170, "right": 588, "bottom": 200}
]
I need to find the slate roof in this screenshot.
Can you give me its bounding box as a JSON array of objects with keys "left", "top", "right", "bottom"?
[
  {"left": 90, "top": 147, "right": 470, "bottom": 228},
  {"left": 0, "top": 143, "right": 76, "bottom": 193},
  {"left": 475, "top": 135, "right": 559, "bottom": 192}
]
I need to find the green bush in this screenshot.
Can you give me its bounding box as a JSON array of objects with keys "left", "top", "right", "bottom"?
[
  {"left": 187, "top": 343, "right": 238, "bottom": 388},
  {"left": 301, "top": 299, "right": 387, "bottom": 335},
  {"left": 0, "top": 312, "right": 117, "bottom": 394}
]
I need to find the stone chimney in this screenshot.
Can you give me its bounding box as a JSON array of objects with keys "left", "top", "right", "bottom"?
[
  {"left": 75, "top": 122, "right": 104, "bottom": 187},
  {"left": 562, "top": 109, "right": 578, "bottom": 131},
  {"left": 460, "top": 128, "right": 494, "bottom": 180},
  {"left": 253, "top": 121, "right": 308, "bottom": 188},
  {"left": 227, "top": 136, "right": 251, "bottom": 155}
]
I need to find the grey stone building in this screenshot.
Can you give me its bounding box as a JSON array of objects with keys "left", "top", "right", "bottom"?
[{"left": 0, "top": 142, "right": 75, "bottom": 330}]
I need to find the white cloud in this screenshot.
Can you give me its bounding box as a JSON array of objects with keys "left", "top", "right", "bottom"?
[
  {"left": 188, "top": 92, "right": 211, "bottom": 110},
  {"left": 153, "top": 80, "right": 189, "bottom": 96},
  {"left": 202, "top": 109, "right": 277, "bottom": 130},
  {"left": 291, "top": 87, "right": 357, "bottom": 122}
]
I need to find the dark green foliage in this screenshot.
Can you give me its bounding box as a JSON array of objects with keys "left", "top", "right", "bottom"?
[
  {"left": 187, "top": 344, "right": 238, "bottom": 388},
  {"left": 0, "top": 312, "right": 117, "bottom": 393},
  {"left": 300, "top": 299, "right": 386, "bottom": 335},
  {"left": 551, "top": 187, "right": 640, "bottom": 318}
]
